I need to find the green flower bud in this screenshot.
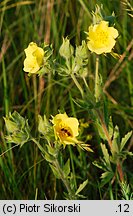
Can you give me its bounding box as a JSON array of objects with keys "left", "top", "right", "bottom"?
[
  {"left": 6, "top": 131, "right": 30, "bottom": 146},
  {"left": 75, "top": 41, "right": 88, "bottom": 61},
  {"left": 38, "top": 115, "right": 54, "bottom": 142},
  {"left": 4, "top": 111, "right": 30, "bottom": 146},
  {"left": 59, "top": 37, "right": 74, "bottom": 59},
  {"left": 4, "top": 117, "right": 18, "bottom": 133},
  {"left": 38, "top": 115, "right": 48, "bottom": 135},
  {"left": 74, "top": 41, "right": 88, "bottom": 77}
]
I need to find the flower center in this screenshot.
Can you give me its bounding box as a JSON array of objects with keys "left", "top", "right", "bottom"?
[
  {"left": 60, "top": 127, "right": 72, "bottom": 137},
  {"left": 95, "top": 30, "right": 109, "bottom": 46},
  {"left": 58, "top": 123, "right": 73, "bottom": 139}
]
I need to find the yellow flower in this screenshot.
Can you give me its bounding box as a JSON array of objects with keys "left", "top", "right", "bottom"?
[
  {"left": 23, "top": 42, "right": 44, "bottom": 74},
  {"left": 51, "top": 113, "right": 79, "bottom": 146},
  {"left": 87, "top": 21, "right": 118, "bottom": 54}
]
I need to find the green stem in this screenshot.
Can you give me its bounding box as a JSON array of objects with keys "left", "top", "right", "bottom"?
[
  {"left": 46, "top": 72, "right": 52, "bottom": 116},
  {"left": 54, "top": 158, "right": 76, "bottom": 199},
  {"left": 82, "top": 76, "right": 89, "bottom": 89},
  {"left": 71, "top": 73, "right": 84, "bottom": 97},
  {"left": 31, "top": 138, "right": 46, "bottom": 155},
  {"left": 68, "top": 146, "right": 77, "bottom": 190},
  {"left": 2, "top": 58, "right": 9, "bottom": 115},
  {"left": 95, "top": 55, "right": 100, "bottom": 102},
  {"left": 32, "top": 137, "right": 76, "bottom": 199},
  {"left": 33, "top": 75, "right": 38, "bottom": 123}
]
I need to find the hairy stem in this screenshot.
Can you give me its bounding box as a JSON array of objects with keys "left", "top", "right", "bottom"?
[
  {"left": 95, "top": 55, "right": 100, "bottom": 102},
  {"left": 31, "top": 138, "right": 46, "bottom": 155},
  {"left": 54, "top": 159, "right": 76, "bottom": 199},
  {"left": 32, "top": 137, "right": 76, "bottom": 199},
  {"left": 71, "top": 73, "right": 84, "bottom": 97},
  {"left": 98, "top": 111, "right": 112, "bottom": 149}
]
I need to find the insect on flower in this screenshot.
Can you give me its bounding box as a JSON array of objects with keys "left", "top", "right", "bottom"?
[{"left": 51, "top": 113, "right": 79, "bottom": 146}]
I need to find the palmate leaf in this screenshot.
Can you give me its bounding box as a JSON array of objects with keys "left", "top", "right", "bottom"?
[{"left": 120, "top": 131, "right": 132, "bottom": 151}]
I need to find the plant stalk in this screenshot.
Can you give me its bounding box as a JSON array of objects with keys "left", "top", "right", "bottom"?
[
  {"left": 71, "top": 73, "right": 84, "bottom": 97},
  {"left": 31, "top": 138, "right": 46, "bottom": 155},
  {"left": 95, "top": 55, "right": 100, "bottom": 102},
  {"left": 54, "top": 158, "right": 76, "bottom": 199},
  {"left": 32, "top": 137, "right": 76, "bottom": 199}
]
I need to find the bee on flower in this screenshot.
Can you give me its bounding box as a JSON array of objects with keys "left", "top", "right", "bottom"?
[
  {"left": 23, "top": 42, "right": 44, "bottom": 74},
  {"left": 86, "top": 20, "right": 118, "bottom": 55},
  {"left": 51, "top": 113, "right": 79, "bottom": 147}
]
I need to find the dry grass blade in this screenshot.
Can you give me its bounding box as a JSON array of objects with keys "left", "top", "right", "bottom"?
[
  {"left": 0, "top": 35, "right": 11, "bottom": 62},
  {"left": 0, "top": 1, "right": 35, "bottom": 12}
]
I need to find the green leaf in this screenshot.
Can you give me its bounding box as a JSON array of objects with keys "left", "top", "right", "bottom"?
[
  {"left": 122, "top": 151, "right": 133, "bottom": 157},
  {"left": 92, "top": 4, "right": 103, "bottom": 25},
  {"left": 79, "top": 143, "right": 93, "bottom": 152},
  {"left": 100, "top": 171, "right": 114, "bottom": 187},
  {"left": 47, "top": 145, "right": 56, "bottom": 156},
  {"left": 63, "top": 159, "right": 70, "bottom": 177},
  {"left": 120, "top": 131, "right": 132, "bottom": 151},
  {"left": 100, "top": 143, "right": 111, "bottom": 168},
  {"left": 112, "top": 125, "right": 120, "bottom": 154},
  {"left": 110, "top": 51, "right": 121, "bottom": 59},
  {"left": 75, "top": 179, "right": 88, "bottom": 195},
  {"left": 93, "top": 160, "right": 106, "bottom": 171},
  {"left": 108, "top": 116, "right": 114, "bottom": 138},
  {"left": 44, "top": 152, "right": 54, "bottom": 163},
  {"left": 73, "top": 98, "right": 94, "bottom": 110},
  {"left": 96, "top": 122, "right": 107, "bottom": 140},
  {"left": 49, "top": 164, "right": 61, "bottom": 179}
]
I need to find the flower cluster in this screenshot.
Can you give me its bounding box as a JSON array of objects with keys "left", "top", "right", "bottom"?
[{"left": 21, "top": 6, "right": 119, "bottom": 150}]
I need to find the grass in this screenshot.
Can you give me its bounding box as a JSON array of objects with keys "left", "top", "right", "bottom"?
[{"left": 0, "top": 0, "right": 133, "bottom": 199}]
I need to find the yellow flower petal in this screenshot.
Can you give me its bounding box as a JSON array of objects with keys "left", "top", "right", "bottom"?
[
  {"left": 24, "top": 42, "right": 38, "bottom": 56},
  {"left": 64, "top": 118, "right": 79, "bottom": 137},
  {"left": 52, "top": 113, "right": 68, "bottom": 124},
  {"left": 51, "top": 113, "right": 79, "bottom": 146},
  {"left": 108, "top": 27, "right": 119, "bottom": 39},
  {"left": 86, "top": 20, "right": 118, "bottom": 55},
  {"left": 23, "top": 56, "right": 40, "bottom": 73},
  {"left": 23, "top": 42, "right": 44, "bottom": 74}
]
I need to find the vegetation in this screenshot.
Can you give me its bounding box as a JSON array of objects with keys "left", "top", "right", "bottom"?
[{"left": 0, "top": 0, "right": 133, "bottom": 200}]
